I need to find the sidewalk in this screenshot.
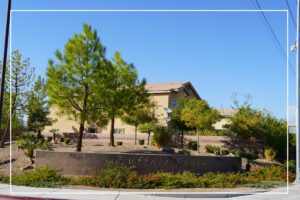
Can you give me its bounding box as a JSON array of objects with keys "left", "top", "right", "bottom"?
[{"left": 0, "top": 184, "right": 299, "bottom": 200}]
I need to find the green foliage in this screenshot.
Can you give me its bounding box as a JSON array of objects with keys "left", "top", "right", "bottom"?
[
  {"left": 221, "top": 149, "right": 229, "bottom": 155},
  {"left": 116, "top": 141, "right": 123, "bottom": 146},
  {"left": 27, "top": 76, "right": 54, "bottom": 135},
  {"left": 47, "top": 136, "right": 53, "bottom": 142},
  {"left": 181, "top": 99, "right": 221, "bottom": 131},
  {"left": 235, "top": 150, "right": 241, "bottom": 157},
  {"left": 241, "top": 151, "right": 258, "bottom": 160},
  {"left": 187, "top": 141, "right": 197, "bottom": 151},
  {"left": 226, "top": 105, "right": 287, "bottom": 161},
  {"left": 46, "top": 24, "right": 109, "bottom": 151},
  {"left": 152, "top": 126, "right": 172, "bottom": 148},
  {"left": 64, "top": 138, "right": 71, "bottom": 145},
  {"left": 284, "top": 160, "right": 296, "bottom": 173},
  {"left": 264, "top": 147, "right": 277, "bottom": 161},
  {"left": 69, "top": 164, "right": 292, "bottom": 189},
  {"left": 100, "top": 52, "right": 149, "bottom": 146},
  {"left": 37, "top": 140, "right": 53, "bottom": 150},
  {"left": 1, "top": 50, "right": 35, "bottom": 147},
  {"left": 16, "top": 132, "right": 39, "bottom": 158},
  {"left": 138, "top": 139, "right": 145, "bottom": 145},
  {"left": 205, "top": 145, "right": 221, "bottom": 155},
  {"left": 4, "top": 166, "right": 69, "bottom": 188}
]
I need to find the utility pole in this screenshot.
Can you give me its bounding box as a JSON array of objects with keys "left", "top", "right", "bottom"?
[
  {"left": 296, "top": 0, "right": 300, "bottom": 184},
  {"left": 0, "top": 0, "right": 12, "bottom": 134}
]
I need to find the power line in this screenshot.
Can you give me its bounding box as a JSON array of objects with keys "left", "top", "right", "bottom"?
[
  {"left": 252, "top": 0, "right": 296, "bottom": 75},
  {"left": 285, "top": 0, "right": 297, "bottom": 27}
]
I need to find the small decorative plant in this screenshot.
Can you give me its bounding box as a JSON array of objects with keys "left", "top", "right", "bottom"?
[
  {"left": 116, "top": 141, "right": 123, "bottom": 146},
  {"left": 264, "top": 147, "right": 277, "bottom": 161},
  {"left": 64, "top": 137, "right": 71, "bottom": 145},
  {"left": 187, "top": 141, "right": 197, "bottom": 151},
  {"left": 138, "top": 139, "right": 145, "bottom": 145}
]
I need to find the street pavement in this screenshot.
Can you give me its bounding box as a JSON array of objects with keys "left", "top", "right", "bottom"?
[{"left": 0, "top": 184, "right": 299, "bottom": 200}]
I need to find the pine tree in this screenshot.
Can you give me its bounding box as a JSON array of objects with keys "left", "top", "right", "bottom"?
[{"left": 46, "top": 24, "right": 109, "bottom": 152}]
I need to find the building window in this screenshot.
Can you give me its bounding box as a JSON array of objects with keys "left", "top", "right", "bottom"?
[
  {"left": 171, "top": 98, "right": 177, "bottom": 108},
  {"left": 114, "top": 128, "right": 125, "bottom": 134},
  {"left": 88, "top": 127, "right": 96, "bottom": 133}
]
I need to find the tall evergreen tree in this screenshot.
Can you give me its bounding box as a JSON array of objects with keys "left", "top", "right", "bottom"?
[{"left": 46, "top": 24, "right": 109, "bottom": 152}]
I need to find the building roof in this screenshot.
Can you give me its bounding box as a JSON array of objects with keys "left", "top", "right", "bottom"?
[
  {"left": 217, "top": 108, "right": 237, "bottom": 117},
  {"left": 145, "top": 81, "right": 201, "bottom": 99}
]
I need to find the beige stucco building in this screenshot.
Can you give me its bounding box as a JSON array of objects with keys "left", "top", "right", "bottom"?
[
  {"left": 44, "top": 82, "right": 201, "bottom": 135},
  {"left": 44, "top": 81, "right": 233, "bottom": 135}
]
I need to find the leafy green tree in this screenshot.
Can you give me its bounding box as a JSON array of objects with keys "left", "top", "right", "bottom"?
[
  {"left": 181, "top": 98, "right": 221, "bottom": 152},
  {"left": 27, "top": 76, "right": 54, "bottom": 138},
  {"left": 122, "top": 102, "right": 156, "bottom": 145},
  {"left": 226, "top": 105, "right": 287, "bottom": 161},
  {"left": 138, "top": 122, "right": 159, "bottom": 145},
  {"left": 170, "top": 97, "right": 193, "bottom": 149},
  {"left": 0, "top": 51, "right": 35, "bottom": 148},
  {"left": 46, "top": 24, "right": 109, "bottom": 152},
  {"left": 99, "top": 52, "right": 148, "bottom": 146}
]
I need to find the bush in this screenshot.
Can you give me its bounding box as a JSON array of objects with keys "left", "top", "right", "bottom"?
[
  {"left": 187, "top": 141, "right": 197, "bottom": 151},
  {"left": 242, "top": 151, "right": 258, "bottom": 160},
  {"left": 116, "top": 141, "right": 123, "bottom": 146},
  {"left": 205, "top": 145, "right": 221, "bottom": 155},
  {"left": 221, "top": 149, "right": 229, "bottom": 155},
  {"left": 64, "top": 137, "right": 71, "bottom": 145},
  {"left": 60, "top": 137, "right": 65, "bottom": 143},
  {"left": 152, "top": 126, "right": 172, "bottom": 148},
  {"left": 264, "top": 147, "right": 277, "bottom": 161},
  {"left": 37, "top": 140, "right": 53, "bottom": 150},
  {"left": 149, "top": 139, "right": 156, "bottom": 146},
  {"left": 2, "top": 166, "right": 69, "bottom": 188},
  {"left": 47, "top": 136, "right": 53, "bottom": 142},
  {"left": 138, "top": 139, "right": 145, "bottom": 145},
  {"left": 235, "top": 150, "right": 241, "bottom": 157}
]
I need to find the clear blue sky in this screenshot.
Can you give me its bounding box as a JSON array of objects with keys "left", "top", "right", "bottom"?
[{"left": 0, "top": 0, "right": 297, "bottom": 119}]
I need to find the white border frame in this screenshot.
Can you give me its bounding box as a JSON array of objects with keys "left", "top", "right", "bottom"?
[{"left": 9, "top": 9, "right": 289, "bottom": 196}]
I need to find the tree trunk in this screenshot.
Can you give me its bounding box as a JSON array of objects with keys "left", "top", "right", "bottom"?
[
  {"left": 0, "top": 119, "right": 10, "bottom": 148},
  {"left": 197, "top": 128, "right": 200, "bottom": 153},
  {"left": 110, "top": 117, "right": 115, "bottom": 146},
  {"left": 181, "top": 130, "right": 184, "bottom": 150},
  {"left": 134, "top": 125, "right": 137, "bottom": 145},
  {"left": 37, "top": 130, "right": 42, "bottom": 139},
  {"left": 147, "top": 131, "right": 151, "bottom": 145},
  {"left": 76, "top": 122, "right": 84, "bottom": 152}
]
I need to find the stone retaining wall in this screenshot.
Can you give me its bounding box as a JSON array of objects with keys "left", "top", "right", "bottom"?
[{"left": 36, "top": 151, "right": 241, "bottom": 175}]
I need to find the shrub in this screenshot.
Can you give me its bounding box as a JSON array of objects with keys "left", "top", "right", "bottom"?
[
  {"left": 90, "top": 161, "right": 133, "bottom": 188},
  {"left": 60, "top": 137, "right": 65, "bottom": 143},
  {"left": 47, "top": 136, "right": 53, "bottom": 142},
  {"left": 138, "top": 139, "right": 145, "bottom": 145},
  {"left": 235, "top": 150, "right": 241, "bottom": 157},
  {"left": 37, "top": 140, "right": 53, "bottom": 150},
  {"left": 284, "top": 160, "right": 296, "bottom": 173},
  {"left": 5, "top": 166, "right": 69, "bottom": 188},
  {"left": 187, "top": 141, "right": 197, "bottom": 151},
  {"left": 152, "top": 126, "right": 172, "bottom": 148},
  {"left": 116, "top": 141, "right": 123, "bottom": 146},
  {"left": 64, "top": 137, "right": 71, "bottom": 145},
  {"left": 242, "top": 151, "right": 258, "bottom": 160},
  {"left": 16, "top": 132, "right": 39, "bottom": 159},
  {"left": 264, "top": 147, "right": 277, "bottom": 161},
  {"left": 205, "top": 145, "right": 221, "bottom": 155},
  {"left": 149, "top": 138, "right": 157, "bottom": 146},
  {"left": 221, "top": 149, "right": 229, "bottom": 155}
]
